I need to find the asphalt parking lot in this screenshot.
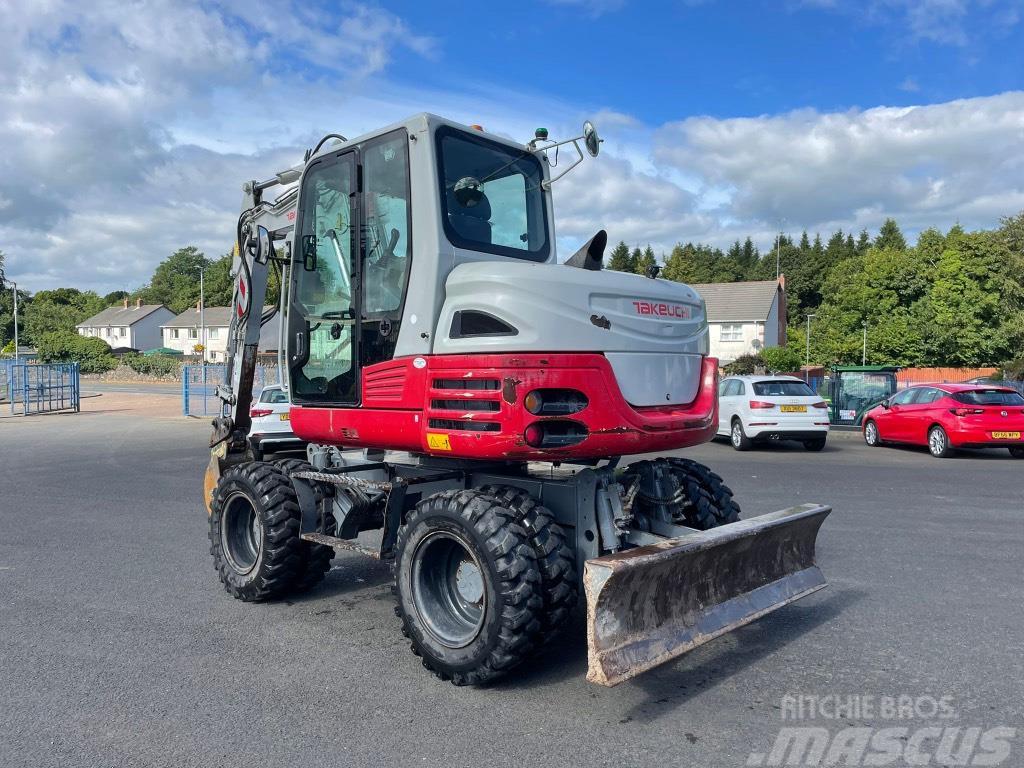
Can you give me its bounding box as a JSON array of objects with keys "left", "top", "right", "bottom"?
[{"left": 2, "top": 405, "right": 1022, "bottom": 768}]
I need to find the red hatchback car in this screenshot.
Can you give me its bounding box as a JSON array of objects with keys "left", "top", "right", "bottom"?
[{"left": 862, "top": 383, "right": 1024, "bottom": 458}]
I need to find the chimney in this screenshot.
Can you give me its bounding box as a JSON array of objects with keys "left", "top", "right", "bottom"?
[
  {"left": 123, "top": 298, "right": 129, "bottom": 309},
  {"left": 196, "top": 300, "right": 202, "bottom": 311},
  {"left": 136, "top": 298, "right": 143, "bottom": 309}
]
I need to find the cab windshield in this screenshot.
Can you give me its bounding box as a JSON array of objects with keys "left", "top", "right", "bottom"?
[{"left": 436, "top": 126, "right": 549, "bottom": 261}]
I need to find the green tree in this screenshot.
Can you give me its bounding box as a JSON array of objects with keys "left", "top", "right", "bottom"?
[
  {"left": 137, "top": 246, "right": 209, "bottom": 313},
  {"left": 874, "top": 218, "right": 907, "bottom": 251},
  {"left": 761, "top": 345, "right": 803, "bottom": 373},
  {"left": 103, "top": 290, "right": 129, "bottom": 306},
  {"left": 36, "top": 330, "right": 117, "bottom": 373},
  {"left": 606, "top": 241, "right": 634, "bottom": 272},
  {"left": 635, "top": 245, "right": 657, "bottom": 276},
  {"left": 23, "top": 288, "right": 106, "bottom": 343}
]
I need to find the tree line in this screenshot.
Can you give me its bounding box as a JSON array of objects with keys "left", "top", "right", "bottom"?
[
  {"left": 606, "top": 212, "right": 1024, "bottom": 369},
  {"left": 2, "top": 210, "right": 1023, "bottom": 369}
]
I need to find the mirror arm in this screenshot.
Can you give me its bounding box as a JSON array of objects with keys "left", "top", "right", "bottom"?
[{"left": 541, "top": 140, "right": 585, "bottom": 190}]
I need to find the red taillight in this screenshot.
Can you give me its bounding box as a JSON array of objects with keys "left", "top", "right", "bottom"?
[
  {"left": 250, "top": 408, "right": 273, "bottom": 418},
  {"left": 524, "top": 423, "right": 543, "bottom": 448},
  {"left": 950, "top": 408, "right": 984, "bottom": 417},
  {"left": 812, "top": 401, "right": 828, "bottom": 409},
  {"left": 749, "top": 400, "right": 774, "bottom": 409}
]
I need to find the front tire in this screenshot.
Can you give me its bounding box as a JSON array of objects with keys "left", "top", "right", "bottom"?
[
  {"left": 394, "top": 490, "right": 544, "bottom": 686},
  {"left": 620, "top": 458, "right": 741, "bottom": 531},
  {"left": 864, "top": 420, "right": 881, "bottom": 447},
  {"left": 209, "top": 462, "right": 305, "bottom": 601},
  {"left": 928, "top": 425, "right": 955, "bottom": 458},
  {"left": 731, "top": 418, "right": 753, "bottom": 451},
  {"left": 273, "top": 458, "right": 335, "bottom": 593}
]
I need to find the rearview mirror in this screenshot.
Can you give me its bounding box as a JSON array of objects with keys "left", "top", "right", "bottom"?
[
  {"left": 301, "top": 234, "right": 317, "bottom": 271},
  {"left": 881, "top": 399, "right": 890, "bottom": 409},
  {"left": 583, "top": 121, "right": 601, "bottom": 157}
]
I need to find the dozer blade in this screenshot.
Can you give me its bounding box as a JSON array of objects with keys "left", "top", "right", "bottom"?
[{"left": 584, "top": 503, "right": 830, "bottom": 687}]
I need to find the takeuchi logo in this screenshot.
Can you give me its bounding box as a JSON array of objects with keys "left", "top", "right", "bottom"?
[{"left": 632, "top": 300, "right": 692, "bottom": 319}]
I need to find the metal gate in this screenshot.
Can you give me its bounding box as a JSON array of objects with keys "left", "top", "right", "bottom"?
[
  {"left": 6, "top": 363, "right": 80, "bottom": 415},
  {"left": 182, "top": 364, "right": 277, "bottom": 417}
]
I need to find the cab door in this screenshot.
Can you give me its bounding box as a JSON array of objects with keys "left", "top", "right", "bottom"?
[
  {"left": 288, "top": 130, "right": 413, "bottom": 406},
  {"left": 289, "top": 149, "right": 360, "bottom": 405}
]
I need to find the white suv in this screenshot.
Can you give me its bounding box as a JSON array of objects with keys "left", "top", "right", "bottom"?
[
  {"left": 249, "top": 385, "right": 305, "bottom": 460},
  {"left": 717, "top": 375, "right": 830, "bottom": 451}
]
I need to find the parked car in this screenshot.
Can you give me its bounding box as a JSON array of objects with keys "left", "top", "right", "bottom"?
[
  {"left": 862, "top": 383, "right": 1024, "bottom": 458},
  {"left": 717, "top": 375, "right": 831, "bottom": 451},
  {"left": 249, "top": 385, "right": 305, "bottom": 460}
]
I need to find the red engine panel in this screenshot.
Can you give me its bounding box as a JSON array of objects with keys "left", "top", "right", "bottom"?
[{"left": 289, "top": 353, "right": 719, "bottom": 461}]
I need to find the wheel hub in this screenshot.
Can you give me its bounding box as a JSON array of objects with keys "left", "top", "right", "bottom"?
[
  {"left": 411, "top": 531, "right": 486, "bottom": 649},
  {"left": 221, "top": 491, "right": 262, "bottom": 575}
]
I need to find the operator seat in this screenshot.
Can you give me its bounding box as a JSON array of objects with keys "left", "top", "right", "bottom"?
[{"left": 448, "top": 190, "right": 492, "bottom": 244}]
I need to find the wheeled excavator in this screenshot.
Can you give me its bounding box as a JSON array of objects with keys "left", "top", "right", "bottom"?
[{"left": 205, "top": 113, "right": 831, "bottom": 686}]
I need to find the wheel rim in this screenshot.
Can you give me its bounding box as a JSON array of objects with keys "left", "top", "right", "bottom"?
[
  {"left": 732, "top": 422, "right": 742, "bottom": 446},
  {"left": 412, "top": 531, "right": 486, "bottom": 649},
  {"left": 929, "top": 428, "right": 945, "bottom": 455},
  {"left": 866, "top": 422, "right": 877, "bottom": 444},
  {"left": 221, "top": 491, "right": 262, "bottom": 574}
]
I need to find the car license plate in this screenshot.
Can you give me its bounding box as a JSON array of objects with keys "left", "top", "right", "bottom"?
[
  {"left": 780, "top": 405, "right": 807, "bottom": 413},
  {"left": 991, "top": 431, "right": 1020, "bottom": 439},
  {"left": 280, "top": 413, "right": 290, "bottom": 421}
]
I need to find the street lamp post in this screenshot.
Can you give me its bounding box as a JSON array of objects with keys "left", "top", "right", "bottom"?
[
  {"left": 862, "top": 321, "right": 868, "bottom": 366},
  {"left": 200, "top": 268, "right": 206, "bottom": 365},
  {"left": 805, "top": 313, "right": 816, "bottom": 381},
  {"left": 11, "top": 281, "right": 18, "bottom": 365}
]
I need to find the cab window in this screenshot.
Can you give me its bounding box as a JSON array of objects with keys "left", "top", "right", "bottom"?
[{"left": 436, "top": 126, "right": 549, "bottom": 261}]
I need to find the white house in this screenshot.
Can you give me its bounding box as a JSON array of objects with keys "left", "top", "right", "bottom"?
[
  {"left": 76, "top": 300, "right": 175, "bottom": 351},
  {"left": 162, "top": 305, "right": 232, "bottom": 362},
  {"left": 161, "top": 305, "right": 283, "bottom": 363},
  {"left": 691, "top": 277, "right": 787, "bottom": 364}
]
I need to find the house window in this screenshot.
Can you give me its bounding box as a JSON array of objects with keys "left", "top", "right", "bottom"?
[
  {"left": 720, "top": 323, "right": 744, "bottom": 342},
  {"left": 188, "top": 328, "right": 198, "bottom": 339},
  {"left": 171, "top": 329, "right": 180, "bottom": 339},
  {"left": 208, "top": 327, "right": 219, "bottom": 339},
  {"left": 104, "top": 328, "right": 111, "bottom": 337},
  {"left": 119, "top": 327, "right": 127, "bottom": 337}
]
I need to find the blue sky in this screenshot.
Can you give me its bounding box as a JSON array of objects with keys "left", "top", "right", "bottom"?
[
  {"left": 0, "top": 0, "right": 1022, "bottom": 293},
  {"left": 394, "top": 0, "right": 1022, "bottom": 121}
]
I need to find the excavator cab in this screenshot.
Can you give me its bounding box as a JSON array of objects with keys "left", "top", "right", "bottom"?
[{"left": 206, "top": 114, "right": 831, "bottom": 688}]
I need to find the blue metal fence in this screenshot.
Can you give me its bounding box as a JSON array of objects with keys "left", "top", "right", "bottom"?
[
  {"left": 7, "top": 363, "right": 80, "bottom": 415},
  {"left": 182, "top": 364, "right": 278, "bottom": 417}
]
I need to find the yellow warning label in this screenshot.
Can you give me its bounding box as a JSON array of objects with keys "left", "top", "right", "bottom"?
[{"left": 427, "top": 433, "right": 452, "bottom": 451}]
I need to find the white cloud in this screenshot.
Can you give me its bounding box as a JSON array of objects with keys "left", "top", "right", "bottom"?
[
  {"left": 2, "top": 1, "right": 1023, "bottom": 293},
  {"left": 653, "top": 92, "right": 1024, "bottom": 244}
]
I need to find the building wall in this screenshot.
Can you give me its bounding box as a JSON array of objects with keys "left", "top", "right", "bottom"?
[
  {"left": 161, "top": 325, "right": 229, "bottom": 362},
  {"left": 77, "top": 308, "right": 174, "bottom": 350},
  {"left": 130, "top": 309, "right": 175, "bottom": 351},
  {"left": 707, "top": 294, "right": 781, "bottom": 364}
]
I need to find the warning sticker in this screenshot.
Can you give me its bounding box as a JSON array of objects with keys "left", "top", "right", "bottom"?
[{"left": 427, "top": 433, "right": 452, "bottom": 451}]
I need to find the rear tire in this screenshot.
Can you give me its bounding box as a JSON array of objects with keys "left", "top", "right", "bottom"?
[
  {"left": 730, "top": 418, "right": 753, "bottom": 451},
  {"left": 273, "top": 458, "right": 335, "bottom": 593},
  {"left": 620, "top": 458, "right": 741, "bottom": 531},
  {"left": 209, "top": 462, "right": 305, "bottom": 601},
  {"left": 804, "top": 437, "right": 827, "bottom": 452},
  {"left": 478, "top": 485, "right": 577, "bottom": 640},
  {"left": 928, "top": 425, "right": 955, "bottom": 458},
  {"left": 1008, "top": 447, "right": 1024, "bottom": 459},
  {"left": 394, "top": 489, "right": 544, "bottom": 686},
  {"left": 864, "top": 420, "right": 881, "bottom": 447}
]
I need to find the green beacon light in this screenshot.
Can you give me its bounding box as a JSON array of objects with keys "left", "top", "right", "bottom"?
[{"left": 535, "top": 127, "right": 549, "bottom": 141}]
